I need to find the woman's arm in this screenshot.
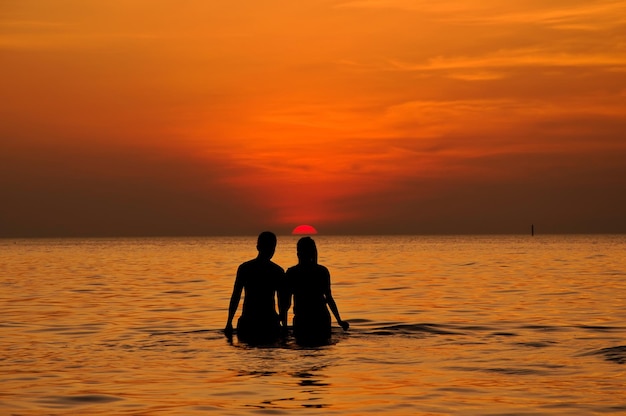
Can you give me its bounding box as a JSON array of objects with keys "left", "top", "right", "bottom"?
[{"left": 323, "top": 268, "right": 349, "bottom": 331}]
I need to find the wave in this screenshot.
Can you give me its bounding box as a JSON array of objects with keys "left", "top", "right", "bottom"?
[{"left": 583, "top": 345, "right": 626, "bottom": 365}]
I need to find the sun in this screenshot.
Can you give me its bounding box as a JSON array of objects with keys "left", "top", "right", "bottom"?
[{"left": 292, "top": 224, "right": 318, "bottom": 235}]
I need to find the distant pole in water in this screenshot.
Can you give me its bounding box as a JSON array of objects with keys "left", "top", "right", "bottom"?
[{"left": 531, "top": 224, "right": 535, "bottom": 236}]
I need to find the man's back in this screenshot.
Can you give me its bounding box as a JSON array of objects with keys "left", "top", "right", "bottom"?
[{"left": 238, "top": 258, "right": 284, "bottom": 319}]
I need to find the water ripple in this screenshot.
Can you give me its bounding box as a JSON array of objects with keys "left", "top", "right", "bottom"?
[
  {"left": 583, "top": 345, "right": 626, "bottom": 364},
  {"left": 38, "top": 394, "right": 123, "bottom": 407}
]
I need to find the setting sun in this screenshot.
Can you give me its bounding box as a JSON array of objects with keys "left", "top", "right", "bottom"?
[{"left": 292, "top": 225, "right": 318, "bottom": 235}]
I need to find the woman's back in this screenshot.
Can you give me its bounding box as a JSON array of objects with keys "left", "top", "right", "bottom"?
[{"left": 286, "top": 263, "right": 330, "bottom": 318}]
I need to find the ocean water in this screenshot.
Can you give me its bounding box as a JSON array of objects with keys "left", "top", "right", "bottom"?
[{"left": 1, "top": 235, "right": 625, "bottom": 415}]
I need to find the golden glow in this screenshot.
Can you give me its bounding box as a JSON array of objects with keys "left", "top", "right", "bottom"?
[{"left": 2, "top": 0, "right": 625, "bottom": 236}]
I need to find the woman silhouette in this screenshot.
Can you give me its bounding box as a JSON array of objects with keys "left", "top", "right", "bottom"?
[{"left": 280, "top": 237, "right": 349, "bottom": 345}]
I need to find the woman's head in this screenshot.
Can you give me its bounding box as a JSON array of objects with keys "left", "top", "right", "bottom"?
[{"left": 297, "top": 237, "right": 318, "bottom": 264}]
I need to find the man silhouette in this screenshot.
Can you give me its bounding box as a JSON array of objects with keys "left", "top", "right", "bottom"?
[{"left": 224, "top": 231, "right": 284, "bottom": 344}]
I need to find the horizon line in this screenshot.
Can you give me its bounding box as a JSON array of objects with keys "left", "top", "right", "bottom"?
[{"left": 2, "top": 231, "right": 625, "bottom": 240}]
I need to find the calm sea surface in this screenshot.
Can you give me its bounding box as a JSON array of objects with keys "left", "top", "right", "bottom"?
[{"left": 1, "top": 235, "right": 625, "bottom": 415}]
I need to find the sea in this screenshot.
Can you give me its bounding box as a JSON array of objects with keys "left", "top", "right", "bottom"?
[{"left": 1, "top": 235, "right": 625, "bottom": 415}]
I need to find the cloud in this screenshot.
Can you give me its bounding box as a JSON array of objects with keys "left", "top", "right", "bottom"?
[
  {"left": 386, "top": 49, "right": 626, "bottom": 73},
  {"left": 447, "top": 1, "right": 626, "bottom": 30},
  {"left": 335, "top": 0, "right": 626, "bottom": 30},
  {"left": 334, "top": 0, "right": 483, "bottom": 12},
  {"left": 0, "top": 138, "right": 267, "bottom": 237}
]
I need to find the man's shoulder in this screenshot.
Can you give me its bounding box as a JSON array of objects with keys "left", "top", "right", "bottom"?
[
  {"left": 269, "top": 260, "right": 285, "bottom": 274},
  {"left": 238, "top": 258, "right": 257, "bottom": 270},
  {"left": 239, "top": 258, "right": 284, "bottom": 273}
]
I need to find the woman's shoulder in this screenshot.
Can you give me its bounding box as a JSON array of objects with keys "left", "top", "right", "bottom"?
[
  {"left": 286, "top": 264, "right": 302, "bottom": 274},
  {"left": 287, "top": 263, "right": 329, "bottom": 275},
  {"left": 315, "top": 264, "right": 330, "bottom": 273}
]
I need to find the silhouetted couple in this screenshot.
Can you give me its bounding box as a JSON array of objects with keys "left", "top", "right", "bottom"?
[{"left": 224, "top": 231, "right": 349, "bottom": 346}]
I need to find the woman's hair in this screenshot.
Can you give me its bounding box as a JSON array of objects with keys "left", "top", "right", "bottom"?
[{"left": 297, "top": 237, "right": 318, "bottom": 264}]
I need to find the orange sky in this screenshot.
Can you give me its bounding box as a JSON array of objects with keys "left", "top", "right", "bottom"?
[{"left": 1, "top": 0, "right": 626, "bottom": 236}]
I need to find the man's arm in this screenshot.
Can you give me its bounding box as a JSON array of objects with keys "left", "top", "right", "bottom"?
[
  {"left": 224, "top": 268, "right": 244, "bottom": 337},
  {"left": 278, "top": 271, "right": 291, "bottom": 330}
]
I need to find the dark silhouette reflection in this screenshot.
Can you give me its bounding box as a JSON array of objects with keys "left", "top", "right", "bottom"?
[
  {"left": 294, "top": 370, "right": 330, "bottom": 387},
  {"left": 280, "top": 237, "right": 349, "bottom": 346},
  {"left": 225, "top": 231, "right": 284, "bottom": 345},
  {"left": 291, "top": 362, "right": 330, "bottom": 409}
]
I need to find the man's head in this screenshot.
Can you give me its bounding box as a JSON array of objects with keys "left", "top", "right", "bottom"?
[{"left": 256, "top": 231, "right": 277, "bottom": 259}]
